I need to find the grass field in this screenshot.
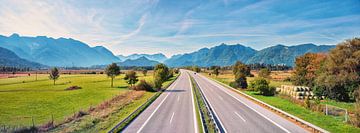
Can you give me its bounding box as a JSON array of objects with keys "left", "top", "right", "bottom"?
[
  {"left": 0, "top": 72, "right": 153, "bottom": 127},
  {"left": 203, "top": 71, "right": 360, "bottom": 132}
]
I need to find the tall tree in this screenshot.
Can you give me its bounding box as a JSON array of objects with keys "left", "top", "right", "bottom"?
[
  {"left": 233, "top": 61, "right": 251, "bottom": 76},
  {"left": 292, "top": 53, "right": 327, "bottom": 87},
  {"left": 105, "top": 63, "right": 121, "bottom": 88},
  {"left": 124, "top": 70, "right": 139, "bottom": 86},
  {"left": 232, "top": 61, "right": 248, "bottom": 89},
  {"left": 193, "top": 66, "right": 201, "bottom": 73},
  {"left": 49, "top": 67, "right": 60, "bottom": 85},
  {"left": 212, "top": 67, "right": 220, "bottom": 77},
  {"left": 315, "top": 38, "right": 360, "bottom": 101},
  {"left": 142, "top": 69, "right": 148, "bottom": 76},
  {"left": 258, "top": 68, "right": 271, "bottom": 79},
  {"left": 153, "top": 63, "right": 169, "bottom": 89}
]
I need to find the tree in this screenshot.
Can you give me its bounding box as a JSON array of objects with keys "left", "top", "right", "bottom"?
[
  {"left": 49, "top": 67, "right": 60, "bottom": 85},
  {"left": 153, "top": 63, "right": 169, "bottom": 89},
  {"left": 292, "top": 53, "right": 327, "bottom": 87},
  {"left": 233, "top": 61, "right": 251, "bottom": 76},
  {"left": 105, "top": 63, "right": 121, "bottom": 88},
  {"left": 142, "top": 69, "right": 148, "bottom": 76},
  {"left": 193, "top": 66, "right": 201, "bottom": 73},
  {"left": 124, "top": 70, "right": 139, "bottom": 86},
  {"left": 315, "top": 38, "right": 360, "bottom": 101},
  {"left": 249, "top": 78, "right": 275, "bottom": 96},
  {"left": 258, "top": 68, "right": 271, "bottom": 79},
  {"left": 212, "top": 67, "right": 220, "bottom": 77},
  {"left": 231, "top": 61, "right": 248, "bottom": 89}
]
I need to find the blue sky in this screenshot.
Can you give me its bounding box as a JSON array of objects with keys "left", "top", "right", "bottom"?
[{"left": 0, "top": 0, "right": 359, "bottom": 57}]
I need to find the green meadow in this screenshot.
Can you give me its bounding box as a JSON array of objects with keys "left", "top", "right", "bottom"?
[{"left": 0, "top": 73, "right": 152, "bottom": 127}]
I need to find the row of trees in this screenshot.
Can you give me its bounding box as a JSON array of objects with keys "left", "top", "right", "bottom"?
[
  {"left": 104, "top": 63, "right": 174, "bottom": 91},
  {"left": 0, "top": 66, "right": 32, "bottom": 72},
  {"left": 292, "top": 38, "right": 360, "bottom": 102}
]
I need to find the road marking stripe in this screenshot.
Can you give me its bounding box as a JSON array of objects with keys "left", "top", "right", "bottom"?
[
  {"left": 201, "top": 75, "right": 291, "bottom": 133},
  {"left": 136, "top": 75, "right": 179, "bottom": 133},
  {"left": 189, "top": 73, "right": 199, "bottom": 133},
  {"left": 234, "top": 112, "right": 246, "bottom": 122},
  {"left": 170, "top": 112, "right": 175, "bottom": 124},
  {"left": 177, "top": 95, "right": 180, "bottom": 102}
]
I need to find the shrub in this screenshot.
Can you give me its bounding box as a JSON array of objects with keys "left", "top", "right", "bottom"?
[
  {"left": 131, "top": 80, "right": 155, "bottom": 92},
  {"left": 250, "top": 78, "right": 275, "bottom": 96},
  {"left": 65, "top": 86, "right": 82, "bottom": 91}
]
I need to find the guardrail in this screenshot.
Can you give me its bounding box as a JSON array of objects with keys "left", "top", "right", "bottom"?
[
  {"left": 209, "top": 77, "right": 329, "bottom": 133},
  {"left": 192, "top": 75, "right": 225, "bottom": 133},
  {"left": 108, "top": 74, "right": 180, "bottom": 133}
]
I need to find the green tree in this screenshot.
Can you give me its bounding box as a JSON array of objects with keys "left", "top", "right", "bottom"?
[
  {"left": 233, "top": 61, "right": 251, "bottom": 76},
  {"left": 231, "top": 61, "right": 248, "bottom": 89},
  {"left": 124, "top": 70, "right": 139, "bottom": 86},
  {"left": 258, "top": 68, "right": 271, "bottom": 79},
  {"left": 153, "top": 63, "right": 169, "bottom": 89},
  {"left": 142, "top": 69, "right": 148, "bottom": 76},
  {"left": 193, "top": 66, "right": 201, "bottom": 73},
  {"left": 212, "top": 67, "right": 220, "bottom": 77},
  {"left": 315, "top": 38, "right": 360, "bottom": 101},
  {"left": 249, "top": 78, "right": 275, "bottom": 96},
  {"left": 105, "top": 63, "right": 121, "bottom": 88},
  {"left": 49, "top": 67, "right": 60, "bottom": 85}
]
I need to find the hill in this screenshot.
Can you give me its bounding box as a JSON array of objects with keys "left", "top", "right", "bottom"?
[
  {"left": 117, "top": 53, "right": 167, "bottom": 63},
  {"left": 164, "top": 43, "right": 257, "bottom": 67},
  {"left": 0, "top": 34, "right": 120, "bottom": 67},
  {"left": 118, "top": 57, "right": 160, "bottom": 66},
  {"left": 246, "top": 44, "right": 335, "bottom": 66},
  {"left": 164, "top": 43, "right": 335, "bottom": 67},
  {"left": 0, "top": 47, "right": 45, "bottom": 68}
]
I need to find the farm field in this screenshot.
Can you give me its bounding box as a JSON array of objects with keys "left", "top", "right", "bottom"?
[
  {"left": 0, "top": 72, "right": 153, "bottom": 127},
  {"left": 202, "top": 71, "right": 360, "bottom": 132}
]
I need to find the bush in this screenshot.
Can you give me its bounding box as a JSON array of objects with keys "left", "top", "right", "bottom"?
[
  {"left": 131, "top": 80, "right": 155, "bottom": 92},
  {"left": 250, "top": 78, "right": 275, "bottom": 96},
  {"left": 65, "top": 86, "right": 82, "bottom": 91}
]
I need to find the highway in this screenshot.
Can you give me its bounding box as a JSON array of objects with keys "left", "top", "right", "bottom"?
[
  {"left": 189, "top": 71, "right": 308, "bottom": 133},
  {"left": 123, "top": 70, "right": 198, "bottom": 133}
]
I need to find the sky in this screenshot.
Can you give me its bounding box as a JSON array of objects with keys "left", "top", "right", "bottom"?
[{"left": 0, "top": 0, "right": 359, "bottom": 57}]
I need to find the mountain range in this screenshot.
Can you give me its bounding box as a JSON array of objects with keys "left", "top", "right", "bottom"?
[
  {"left": 0, "top": 34, "right": 336, "bottom": 68},
  {"left": 165, "top": 43, "right": 335, "bottom": 67},
  {"left": 117, "top": 53, "right": 167, "bottom": 63},
  {"left": 118, "top": 57, "right": 160, "bottom": 67},
  {"left": 0, "top": 34, "right": 120, "bottom": 67},
  {"left": 0, "top": 47, "right": 45, "bottom": 68}
]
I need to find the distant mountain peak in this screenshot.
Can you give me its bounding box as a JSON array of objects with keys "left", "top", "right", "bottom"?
[{"left": 9, "top": 33, "right": 20, "bottom": 38}]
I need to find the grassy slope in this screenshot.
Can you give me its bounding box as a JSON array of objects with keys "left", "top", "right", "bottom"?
[
  {"left": 0, "top": 73, "right": 152, "bottom": 126},
  {"left": 203, "top": 73, "right": 360, "bottom": 133}
]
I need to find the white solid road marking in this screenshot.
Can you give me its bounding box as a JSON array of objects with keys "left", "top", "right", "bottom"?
[
  {"left": 234, "top": 112, "right": 246, "bottom": 122},
  {"left": 201, "top": 75, "right": 291, "bottom": 133},
  {"left": 170, "top": 112, "right": 175, "bottom": 124},
  {"left": 188, "top": 73, "right": 199, "bottom": 133},
  {"left": 177, "top": 95, "right": 180, "bottom": 102},
  {"left": 136, "top": 75, "right": 179, "bottom": 133}
]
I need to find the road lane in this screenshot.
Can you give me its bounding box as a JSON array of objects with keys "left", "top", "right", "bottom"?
[
  {"left": 123, "top": 70, "right": 197, "bottom": 133},
  {"left": 189, "top": 71, "right": 308, "bottom": 133}
]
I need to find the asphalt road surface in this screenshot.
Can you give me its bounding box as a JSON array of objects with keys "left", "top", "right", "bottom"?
[
  {"left": 189, "top": 71, "right": 308, "bottom": 133},
  {"left": 123, "top": 70, "right": 198, "bottom": 133}
]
